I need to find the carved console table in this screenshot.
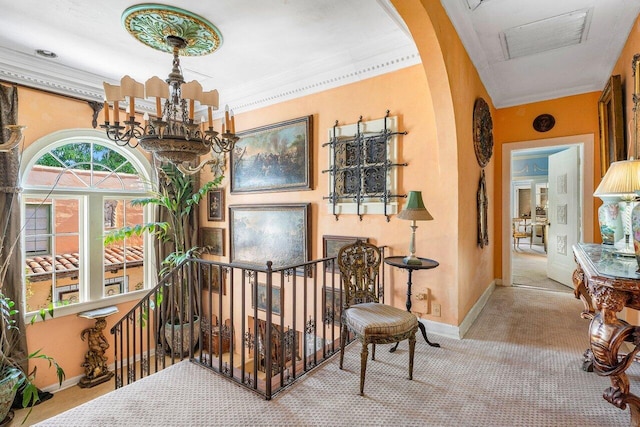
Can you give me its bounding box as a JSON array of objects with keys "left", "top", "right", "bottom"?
[{"left": 572, "top": 243, "right": 640, "bottom": 426}]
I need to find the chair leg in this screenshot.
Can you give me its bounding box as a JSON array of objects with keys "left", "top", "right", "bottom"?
[
  {"left": 371, "top": 343, "right": 376, "bottom": 361},
  {"left": 340, "top": 324, "right": 348, "bottom": 369},
  {"left": 360, "top": 342, "right": 369, "bottom": 396},
  {"left": 408, "top": 333, "right": 416, "bottom": 381}
]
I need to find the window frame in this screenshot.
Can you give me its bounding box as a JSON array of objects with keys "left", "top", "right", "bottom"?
[
  {"left": 23, "top": 202, "right": 52, "bottom": 255},
  {"left": 20, "top": 129, "right": 155, "bottom": 320}
]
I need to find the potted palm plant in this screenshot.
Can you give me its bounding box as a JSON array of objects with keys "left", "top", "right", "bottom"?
[
  {"left": 104, "top": 163, "right": 222, "bottom": 354},
  {"left": 0, "top": 294, "right": 64, "bottom": 423}
]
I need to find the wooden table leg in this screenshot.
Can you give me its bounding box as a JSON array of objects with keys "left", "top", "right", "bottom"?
[
  {"left": 572, "top": 266, "right": 595, "bottom": 372},
  {"left": 590, "top": 291, "right": 640, "bottom": 426}
]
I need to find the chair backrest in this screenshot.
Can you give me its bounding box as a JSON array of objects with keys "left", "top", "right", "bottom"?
[
  {"left": 512, "top": 218, "right": 520, "bottom": 232},
  {"left": 337, "top": 240, "right": 381, "bottom": 308}
]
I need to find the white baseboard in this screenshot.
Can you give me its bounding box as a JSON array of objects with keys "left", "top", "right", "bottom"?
[
  {"left": 458, "top": 280, "right": 495, "bottom": 338},
  {"left": 419, "top": 280, "right": 496, "bottom": 340}
]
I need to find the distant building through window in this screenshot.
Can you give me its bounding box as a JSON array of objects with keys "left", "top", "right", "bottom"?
[{"left": 21, "top": 131, "right": 152, "bottom": 314}]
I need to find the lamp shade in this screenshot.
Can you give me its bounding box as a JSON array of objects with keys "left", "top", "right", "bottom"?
[
  {"left": 594, "top": 159, "right": 640, "bottom": 198},
  {"left": 397, "top": 191, "right": 434, "bottom": 221}
]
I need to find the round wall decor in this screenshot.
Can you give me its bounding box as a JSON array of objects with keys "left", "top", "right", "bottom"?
[
  {"left": 473, "top": 97, "right": 493, "bottom": 168},
  {"left": 533, "top": 114, "right": 555, "bottom": 132}
]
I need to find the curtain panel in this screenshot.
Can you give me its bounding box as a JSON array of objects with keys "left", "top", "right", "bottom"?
[{"left": 0, "top": 83, "right": 28, "bottom": 372}]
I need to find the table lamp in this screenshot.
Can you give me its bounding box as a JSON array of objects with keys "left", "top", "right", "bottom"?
[
  {"left": 593, "top": 158, "right": 640, "bottom": 254},
  {"left": 397, "top": 191, "right": 433, "bottom": 265}
]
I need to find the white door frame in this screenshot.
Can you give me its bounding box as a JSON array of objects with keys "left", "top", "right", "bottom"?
[{"left": 501, "top": 134, "right": 595, "bottom": 286}]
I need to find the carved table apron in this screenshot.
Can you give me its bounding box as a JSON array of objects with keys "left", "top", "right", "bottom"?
[{"left": 572, "top": 243, "right": 640, "bottom": 426}]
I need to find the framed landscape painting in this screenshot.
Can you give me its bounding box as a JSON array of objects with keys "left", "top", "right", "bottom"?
[
  {"left": 230, "top": 116, "right": 313, "bottom": 193},
  {"left": 252, "top": 283, "right": 282, "bottom": 316},
  {"left": 229, "top": 203, "right": 309, "bottom": 270},
  {"left": 322, "top": 235, "right": 368, "bottom": 272},
  {"left": 200, "top": 227, "right": 225, "bottom": 256},
  {"left": 598, "top": 74, "right": 625, "bottom": 176}
]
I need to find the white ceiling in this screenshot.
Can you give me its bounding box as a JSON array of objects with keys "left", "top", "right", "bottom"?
[
  {"left": 0, "top": 0, "right": 419, "bottom": 117},
  {"left": 442, "top": 0, "right": 640, "bottom": 107},
  {"left": 0, "top": 1, "right": 638, "bottom": 117}
]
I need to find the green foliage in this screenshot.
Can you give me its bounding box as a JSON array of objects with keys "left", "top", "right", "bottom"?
[
  {"left": 0, "top": 294, "right": 64, "bottom": 423},
  {"left": 104, "top": 163, "right": 223, "bottom": 323},
  {"left": 29, "top": 303, "right": 55, "bottom": 325},
  {"left": 35, "top": 142, "right": 137, "bottom": 174}
]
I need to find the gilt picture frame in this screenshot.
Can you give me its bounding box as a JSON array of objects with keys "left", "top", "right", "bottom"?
[
  {"left": 252, "top": 283, "right": 282, "bottom": 316},
  {"left": 200, "top": 263, "right": 225, "bottom": 295},
  {"left": 598, "top": 74, "right": 625, "bottom": 176},
  {"left": 323, "top": 287, "right": 344, "bottom": 326},
  {"left": 322, "top": 235, "right": 368, "bottom": 272},
  {"left": 200, "top": 227, "right": 225, "bottom": 256},
  {"left": 230, "top": 115, "right": 313, "bottom": 193},
  {"left": 229, "top": 203, "right": 309, "bottom": 270},
  {"left": 207, "top": 189, "right": 224, "bottom": 221}
]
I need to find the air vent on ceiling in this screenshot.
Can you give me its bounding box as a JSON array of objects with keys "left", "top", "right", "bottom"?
[
  {"left": 465, "top": 0, "right": 490, "bottom": 11},
  {"left": 500, "top": 8, "right": 592, "bottom": 60}
]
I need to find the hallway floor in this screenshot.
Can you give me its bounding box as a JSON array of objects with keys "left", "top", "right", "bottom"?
[{"left": 511, "top": 243, "right": 572, "bottom": 293}]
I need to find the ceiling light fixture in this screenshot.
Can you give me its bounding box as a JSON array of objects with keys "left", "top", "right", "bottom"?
[
  {"left": 101, "top": 4, "right": 237, "bottom": 175},
  {"left": 35, "top": 49, "right": 57, "bottom": 59}
]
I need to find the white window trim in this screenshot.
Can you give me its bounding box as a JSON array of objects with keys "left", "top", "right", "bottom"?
[{"left": 21, "top": 129, "right": 156, "bottom": 320}]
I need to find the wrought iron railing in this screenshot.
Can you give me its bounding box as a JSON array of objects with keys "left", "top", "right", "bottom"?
[{"left": 110, "top": 248, "right": 386, "bottom": 399}]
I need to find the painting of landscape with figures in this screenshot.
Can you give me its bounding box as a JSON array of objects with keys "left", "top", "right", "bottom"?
[
  {"left": 230, "top": 203, "right": 309, "bottom": 269},
  {"left": 231, "top": 116, "right": 312, "bottom": 193}
]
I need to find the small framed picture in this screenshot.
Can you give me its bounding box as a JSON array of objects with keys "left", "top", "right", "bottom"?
[
  {"left": 322, "top": 235, "right": 368, "bottom": 272},
  {"left": 200, "top": 263, "right": 225, "bottom": 294},
  {"left": 252, "top": 283, "right": 282, "bottom": 316},
  {"left": 323, "top": 287, "right": 344, "bottom": 326},
  {"left": 200, "top": 227, "right": 225, "bottom": 256},
  {"left": 207, "top": 189, "right": 225, "bottom": 221}
]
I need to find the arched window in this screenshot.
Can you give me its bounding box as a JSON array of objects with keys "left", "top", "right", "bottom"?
[{"left": 21, "top": 130, "right": 154, "bottom": 314}]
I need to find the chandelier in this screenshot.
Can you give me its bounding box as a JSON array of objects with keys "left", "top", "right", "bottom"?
[{"left": 101, "top": 5, "right": 237, "bottom": 175}]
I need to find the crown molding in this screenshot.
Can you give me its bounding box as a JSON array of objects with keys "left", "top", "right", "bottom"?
[{"left": 0, "top": 43, "right": 421, "bottom": 117}]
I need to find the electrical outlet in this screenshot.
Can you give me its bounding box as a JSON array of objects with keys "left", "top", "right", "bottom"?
[{"left": 432, "top": 303, "right": 441, "bottom": 317}]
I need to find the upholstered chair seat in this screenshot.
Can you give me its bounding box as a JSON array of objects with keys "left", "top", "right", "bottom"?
[
  {"left": 338, "top": 240, "right": 418, "bottom": 395},
  {"left": 343, "top": 303, "right": 417, "bottom": 338}
]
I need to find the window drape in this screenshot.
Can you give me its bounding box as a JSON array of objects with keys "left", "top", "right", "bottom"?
[{"left": 0, "top": 83, "right": 28, "bottom": 372}]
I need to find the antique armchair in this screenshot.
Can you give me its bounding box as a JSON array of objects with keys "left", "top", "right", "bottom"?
[
  {"left": 512, "top": 218, "right": 532, "bottom": 250},
  {"left": 337, "top": 240, "right": 418, "bottom": 395}
]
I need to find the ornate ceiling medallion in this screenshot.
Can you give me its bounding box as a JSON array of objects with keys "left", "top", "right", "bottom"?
[
  {"left": 473, "top": 97, "right": 494, "bottom": 168},
  {"left": 122, "top": 4, "right": 223, "bottom": 56}
]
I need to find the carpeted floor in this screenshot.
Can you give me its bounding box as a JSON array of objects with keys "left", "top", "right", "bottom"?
[
  {"left": 35, "top": 286, "right": 634, "bottom": 426},
  {"left": 512, "top": 244, "right": 571, "bottom": 293}
]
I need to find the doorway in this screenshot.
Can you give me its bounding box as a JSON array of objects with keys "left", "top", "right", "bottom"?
[{"left": 501, "top": 134, "right": 595, "bottom": 290}]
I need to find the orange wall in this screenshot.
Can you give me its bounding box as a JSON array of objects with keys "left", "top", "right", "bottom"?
[
  {"left": 199, "top": 64, "right": 456, "bottom": 321},
  {"left": 393, "top": 0, "right": 496, "bottom": 321},
  {"left": 19, "top": 64, "right": 462, "bottom": 387},
  {"left": 607, "top": 14, "right": 640, "bottom": 324},
  {"left": 492, "top": 92, "right": 602, "bottom": 277}
]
